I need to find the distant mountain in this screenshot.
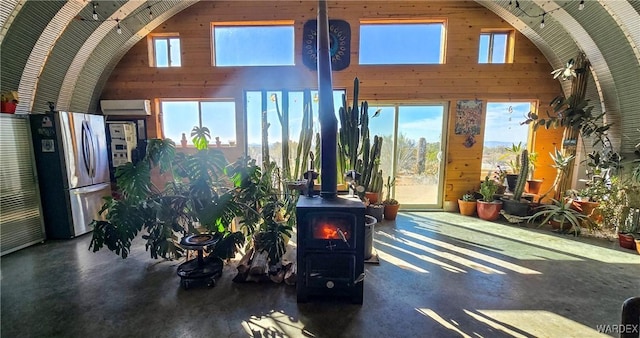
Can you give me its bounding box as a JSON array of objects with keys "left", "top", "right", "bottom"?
[{"left": 483, "top": 141, "right": 527, "bottom": 148}]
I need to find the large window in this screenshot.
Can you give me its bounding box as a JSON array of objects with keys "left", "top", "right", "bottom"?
[
  {"left": 478, "top": 31, "right": 513, "bottom": 64},
  {"left": 161, "top": 100, "right": 236, "bottom": 147},
  {"left": 149, "top": 34, "right": 181, "bottom": 67},
  {"left": 245, "top": 89, "right": 344, "bottom": 177},
  {"left": 359, "top": 21, "right": 446, "bottom": 65},
  {"left": 212, "top": 22, "right": 295, "bottom": 66},
  {"left": 368, "top": 103, "right": 447, "bottom": 208},
  {"left": 481, "top": 102, "right": 534, "bottom": 178}
]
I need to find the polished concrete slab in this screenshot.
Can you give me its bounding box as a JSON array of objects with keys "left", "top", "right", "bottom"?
[{"left": 1, "top": 212, "right": 638, "bottom": 337}]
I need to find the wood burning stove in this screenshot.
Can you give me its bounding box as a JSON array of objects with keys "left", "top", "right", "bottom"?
[
  {"left": 296, "top": 196, "right": 365, "bottom": 304},
  {"left": 296, "top": 0, "right": 366, "bottom": 304}
]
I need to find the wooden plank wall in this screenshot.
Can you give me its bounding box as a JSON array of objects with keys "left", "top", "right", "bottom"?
[{"left": 101, "top": 0, "right": 564, "bottom": 203}]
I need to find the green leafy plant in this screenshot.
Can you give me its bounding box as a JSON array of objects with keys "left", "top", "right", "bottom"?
[
  {"left": 537, "top": 147, "right": 575, "bottom": 201},
  {"left": 383, "top": 175, "right": 398, "bottom": 205},
  {"left": 502, "top": 142, "right": 524, "bottom": 174},
  {"left": 479, "top": 176, "right": 499, "bottom": 202},
  {"left": 528, "top": 151, "right": 538, "bottom": 179},
  {"left": 225, "top": 157, "right": 294, "bottom": 264},
  {"left": 89, "top": 128, "right": 245, "bottom": 261},
  {"left": 461, "top": 192, "right": 476, "bottom": 202},
  {"left": 576, "top": 178, "right": 609, "bottom": 202},
  {"left": 529, "top": 199, "right": 593, "bottom": 236}
]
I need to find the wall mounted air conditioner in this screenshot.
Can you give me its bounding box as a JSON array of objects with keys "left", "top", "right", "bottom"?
[{"left": 100, "top": 99, "right": 151, "bottom": 116}]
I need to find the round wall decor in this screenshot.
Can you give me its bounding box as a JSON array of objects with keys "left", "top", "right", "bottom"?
[{"left": 302, "top": 19, "right": 351, "bottom": 71}]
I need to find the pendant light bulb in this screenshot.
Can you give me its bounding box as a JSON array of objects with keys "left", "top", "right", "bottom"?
[
  {"left": 540, "top": 13, "right": 546, "bottom": 29},
  {"left": 508, "top": 0, "right": 513, "bottom": 10},
  {"left": 92, "top": 3, "right": 98, "bottom": 20},
  {"left": 148, "top": 6, "right": 153, "bottom": 19},
  {"left": 579, "top": 0, "right": 585, "bottom": 10},
  {"left": 116, "top": 19, "right": 122, "bottom": 34}
]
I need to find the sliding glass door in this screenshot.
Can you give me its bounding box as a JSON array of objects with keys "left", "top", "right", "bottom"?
[{"left": 369, "top": 103, "right": 447, "bottom": 210}]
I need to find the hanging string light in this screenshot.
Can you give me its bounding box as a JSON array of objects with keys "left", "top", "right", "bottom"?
[
  {"left": 506, "top": 0, "right": 586, "bottom": 30},
  {"left": 76, "top": 1, "right": 161, "bottom": 33}
]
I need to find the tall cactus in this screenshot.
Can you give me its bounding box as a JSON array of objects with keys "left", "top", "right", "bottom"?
[
  {"left": 513, "top": 149, "right": 529, "bottom": 201},
  {"left": 338, "top": 77, "right": 383, "bottom": 192},
  {"left": 293, "top": 90, "right": 314, "bottom": 180}
]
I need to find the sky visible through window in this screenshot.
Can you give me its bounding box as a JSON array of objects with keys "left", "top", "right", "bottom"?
[
  {"left": 154, "top": 37, "right": 181, "bottom": 67},
  {"left": 484, "top": 102, "right": 531, "bottom": 145},
  {"left": 368, "top": 105, "right": 444, "bottom": 142},
  {"left": 478, "top": 33, "right": 507, "bottom": 63},
  {"left": 245, "top": 90, "right": 345, "bottom": 146},
  {"left": 214, "top": 26, "right": 295, "bottom": 66},
  {"left": 162, "top": 101, "right": 236, "bottom": 145},
  {"left": 359, "top": 23, "right": 444, "bottom": 64}
]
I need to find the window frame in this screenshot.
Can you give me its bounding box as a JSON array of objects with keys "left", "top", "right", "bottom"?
[
  {"left": 358, "top": 19, "right": 448, "bottom": 65},
  {"left": 160, "top": 98, "right": 237, "bottom": 147},
  {"left": 147, "top": 33, "right": 182, "bottom": 67},
  {"left": 480, "top": 100, "right": 537, "bottom": 180},
  {"left": 211, "top": 20, "right": 296, "bottom": 67},
  {"left": 478, "top": 29, "right": 515, "bottom": 64}
]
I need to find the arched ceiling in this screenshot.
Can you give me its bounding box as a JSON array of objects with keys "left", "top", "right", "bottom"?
[{"left": 1, "top": 0, "right": 639, "bottom": 153}]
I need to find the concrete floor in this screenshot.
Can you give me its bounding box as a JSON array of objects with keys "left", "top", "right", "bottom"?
[{"left": 1, "top": 212, "right": 638, "bottom": 337}]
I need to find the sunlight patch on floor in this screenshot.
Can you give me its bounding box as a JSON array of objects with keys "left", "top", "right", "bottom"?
[
  {"left": 375, "top": 238, "right": 466, "bottom": 273},
  {"left": 242, "top": 310, "right": 313, "bottom": 337},
  {"left": 386, "top": 233, "right": 506, "bottom": 274},
  {"left": 416, "top": 308, "right": 609, "bottom": 338},
  {"left": 406, "top": 212, "right": 640, "bottom": 264},
  {"left": 376, "top": 247, "right": 429, "bottom": 273},
  {"left": 475, "top": 309, "right": 609, "bottom": 337},
  {"left": 398, "top": 229, "right": 542, "bottom": 274},
  {"left": 416, "top": 308, "right": 471, "bottom": 337}
]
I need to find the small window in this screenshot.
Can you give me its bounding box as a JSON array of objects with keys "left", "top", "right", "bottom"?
[
  {"left": 161, "top": 100, "right": 236, "bottom": 147},
  {"left": 481, "top": 102, "right": 534, "bottom": 179},
  {"left": 151, "top": 35, "right": 181, "bottom": 67},
  {"left": 212, "top": 22, "right": 295, "bottom": 66},
  {"left": 359, "top": 21, "right": 446, "bottom": 65},
  {"left": 478, "top": 31, "right": 511, "bottom": 64}
]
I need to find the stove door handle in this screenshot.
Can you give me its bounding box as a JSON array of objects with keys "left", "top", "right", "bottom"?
[
  {"left": 337, "top": 228, "right": 349, "bottom": 247},
  {"left": 354, "top": 272, "right": 365, "bottom": 284}
]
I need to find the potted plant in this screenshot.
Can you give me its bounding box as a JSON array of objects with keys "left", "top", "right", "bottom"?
[
  {"left": 536, "top": 148, "right": 576, "bottom": 202},
  {"left": 502, "top": 142, "right": 524, "bottom": 192},
  {"left": 493, "top": 166, "right": 508, "bottom": 195},
  {"left": 476, "top": 176, "right": 502, "bottom": 221},
  {"left": 458, "top": 192, "right": 477, "bottom": 216},
  {"left": 382, "top": 176, "right": 400, "bottom": 220},
  {"left": 529, "top": 198, "right": 594, "bottom": 236},
  {"left": 525, "top": 151, "right": 543, "bottom": 194},
  {"left": 572, "top": 178, "right": 609, "bottom": 222},
  {"left": 1, "top": 90, "right": 19, "bottom": 114},
  {"left": 502, "top": 149, "right": 531, "bottom": 217},
  {"left": 225, "top": 158, "right": 295, "bottom": 266},
  {"left": 616, "top": 208, "right": 638, "bottom": 250},
  {"left": 89, "top": 127, "right": 245, "bottom": 263}
]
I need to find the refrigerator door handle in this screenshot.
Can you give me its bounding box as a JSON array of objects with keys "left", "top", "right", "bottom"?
[
  {"left": 71, "top": 182, "right": 111, "bottom": 194},
  {"left": 81, "top": 121, "right": 91, "bottom": 177},
  {"left": 87, "top": 123, "right": 97, "bottom": 178}
]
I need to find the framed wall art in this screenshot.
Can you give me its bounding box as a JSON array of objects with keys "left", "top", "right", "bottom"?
[{"left": 455, "top": 100, "right": 483, "bottom": 135}]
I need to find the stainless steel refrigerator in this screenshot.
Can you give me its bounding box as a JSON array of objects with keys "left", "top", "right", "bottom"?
[{"left": 30, "top": 112, "right": 111, "bottom": 239}]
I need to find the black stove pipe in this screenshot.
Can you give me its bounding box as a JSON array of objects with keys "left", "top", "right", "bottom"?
[{"left": 317, "top": 0, "right": 337, "bottom": 199}]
